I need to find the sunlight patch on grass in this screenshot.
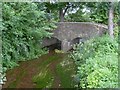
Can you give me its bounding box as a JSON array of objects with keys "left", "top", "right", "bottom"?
[
  {"left": 32, "top": 54, "right": 60, "bottom": 88},
  {"left": 56, "top": 57, "right": 76, "bottom": 88},
  {"left": 32, "top": 68, "right": 54, "bottom": 88}
]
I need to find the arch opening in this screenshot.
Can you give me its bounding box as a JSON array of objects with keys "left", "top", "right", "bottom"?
[
  {"left": 42, "top": 37, "right": 62, "bottom": 51},
  {"left": 69, "top": 37, "right": 84, "bottom": 51},
  {"left": 48, "top": 39, "right": 61, "bottom": 51},
  {"left": 71, "top": 37, "right": 84, "bottom": 45}
]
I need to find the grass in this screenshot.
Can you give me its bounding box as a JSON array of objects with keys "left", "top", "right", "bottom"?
[
  {"left": 8, "top": 70, "right": 26, "bottom": 88},
  {"left": 32, "top": 53, "right": 60, "bottom": 88},
  {"left": 56, "top": 58, "right": 76, "bottom": 88},
  {"left": 6, "top": 52, "right": 76, "bottom": 88},
  {"left": 32, "top": 68, "right": 54, "bottom": 88},
  {"left": 31, "top": 53, "right": 76, "bottom": 88},
  {"left": 39, "top": 55, "right": 59, "bottom": 68}
]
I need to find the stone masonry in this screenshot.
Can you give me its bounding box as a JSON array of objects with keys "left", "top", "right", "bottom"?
[{"left": 42, "top": 22, "right": 108, "bottom": 52}]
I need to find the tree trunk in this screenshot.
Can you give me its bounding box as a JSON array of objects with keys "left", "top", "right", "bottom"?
[
  {"left": 118, "top": 1, "right": 120, "bottom": 88},
  {"left": 108, "top": 2, "right": 114, "bottom": 39},
  {"left": 59, "top": 8, "right": 64, "bottom": 22}
]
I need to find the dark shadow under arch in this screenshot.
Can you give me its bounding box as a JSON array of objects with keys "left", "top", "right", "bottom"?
[
  {"left": 71, "top": 37, "right": 83, "bottom": 45},
  {"left": 42, "top": 37, "right": 62, "bottom": 51},
  {"left": 69, "top": 37, "right": 84, "bottom": 51}
]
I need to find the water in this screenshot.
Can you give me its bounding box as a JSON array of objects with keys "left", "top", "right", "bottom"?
[{"left": 3, "top": 50, "right": 76, "bottom": 88}]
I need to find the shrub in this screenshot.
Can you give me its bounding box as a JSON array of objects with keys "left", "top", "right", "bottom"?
[
  {"left": 2, "top": 2, "right": 56, "bottom": 69},
  {"left": 71, "top": 35, "right": 118, "bottom": 88},
  {"left": 1, "top": 2, "right": 57, "bottom": 86}
]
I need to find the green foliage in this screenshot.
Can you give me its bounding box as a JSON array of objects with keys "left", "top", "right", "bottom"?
[
  {"left": 71, "top": 35, "right": 118, "bottom": 88},
  {"left": 2, "top": 2, "right": 56, "bottom": 69},
  {"left": 89, "top": 2, "right": 109, "bottom": 24},
  {"left": 66, "top": 8, "right": 91, "bottom": 22},
  {"left": 78, "top": 53, "right": 118, "bottom": 88},
  {"left": 71, "top": 35, "right": 118, "bottom": 65},
  {"left": 1, "top": 2, "right": 56, "bottom": 87},
  {"left": 65, "top": 2, "right": 119, "bottom": 25},
  {"left": 89, "top": 2, "right": 119, "bottom": 25}
]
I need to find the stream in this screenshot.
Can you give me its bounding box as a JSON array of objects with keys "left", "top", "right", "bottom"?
[{"left": 3, "top": 49, "right": 77, "bottom": 88}]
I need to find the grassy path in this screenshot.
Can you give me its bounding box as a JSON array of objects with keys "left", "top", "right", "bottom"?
[{"left": 3, "top": 51, "right": 76, "bottom": 88}]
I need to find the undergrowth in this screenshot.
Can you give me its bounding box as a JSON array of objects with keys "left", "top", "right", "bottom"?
[{"left": 71, "top": 34, "right": 118, "bottom": 88}]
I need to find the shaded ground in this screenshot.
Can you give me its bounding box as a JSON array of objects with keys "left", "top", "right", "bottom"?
[{"left": 3, "top": 51, "right": 76, "bottom": 88}]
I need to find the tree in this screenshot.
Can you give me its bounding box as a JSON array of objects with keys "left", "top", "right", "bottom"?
[
  {"left": 58, "top": 2, "right": 70, "bottom": 22},
  {"left": 66, "top": 2, "right": 91, "bottom": 22},
  {"left": 88, "top": 2, "right": 109, "bottom": 24},
  {"left": 108, "top": 2, "right": 114, "bottom": 39},
  {"left": 118, "top": 1, "right": 120, "bottom": 87},
  {"left": 43, "top": 2, "right": 79, "bottom": 22},
  {"left": 83, "top": 2, "right": 118, "bottom": 39},
  {"left": 58, "top": 2, "right": 85, "bottom": 22}
]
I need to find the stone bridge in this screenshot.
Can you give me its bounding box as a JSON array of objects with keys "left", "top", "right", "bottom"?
[{"left": 42, "top": 22, "right": 108, "bottom": 52}]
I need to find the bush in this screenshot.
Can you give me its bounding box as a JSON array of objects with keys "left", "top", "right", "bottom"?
[
  {"left": 2, "top": 2, "right": 56, "bottom": 69},
  {"left": 71, "top": 35, "right": 118, "bottom": 88},
  {"left": 1, "top": 2, "right": 57, "bottom": 86}
]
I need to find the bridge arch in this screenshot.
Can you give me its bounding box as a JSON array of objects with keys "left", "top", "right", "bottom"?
[
  {"left": 42, "top": 37, "right": 62, "bottom": 50},
  {"left": 43, "top": 22, "right": 108, "bottom": 52}
]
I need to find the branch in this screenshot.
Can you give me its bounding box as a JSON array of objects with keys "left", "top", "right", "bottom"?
[{"left": 63, "top": 3, "right": 70, "bottom": 16}]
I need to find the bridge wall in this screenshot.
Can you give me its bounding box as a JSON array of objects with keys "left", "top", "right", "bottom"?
[
  {"left": 53, "top": 22, "right": 108, "bottom": 41},
  {"left": 42, "top": 38, "right": 58, "bottom": 47},
  {"left": 42, "top": 22, "right": 108, "bottom": 52}
]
